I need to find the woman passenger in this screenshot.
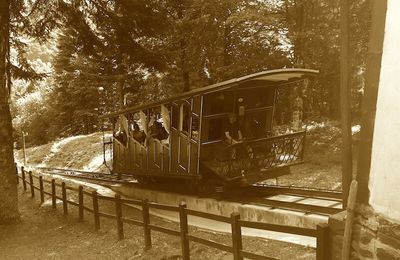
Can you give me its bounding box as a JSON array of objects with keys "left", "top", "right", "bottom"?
[{"left": 131, "top": 122, "right": 146, "bottom": 144}]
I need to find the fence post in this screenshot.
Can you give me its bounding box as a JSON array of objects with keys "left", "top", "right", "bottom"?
[
  {"left": 39, "top": 176, "right": 44, "bottom": 203},
  {"left": 92, "top": 190, "right": 100, "bottom": 231},
  {"left": 15, "top": 163, "right": 19, "bottom": 184},
  {"left": 51, "top": 179, "right": 56, "bottom": 209},
  {"left": 78, "top": 186, "right": 84, "bottom": 222},
  {"left": 231, "top": 212, "right": 243, "bottom": 260},
  {"left": 21, "top": 166, "right": 26, "bottom": 191},
  {"left": 142, "top": 199, "right": 151, "bottom": 250},
  {"left": 29, "top": 171, "right": 34, "bottom": 197},
  {"left": 179, "top": 202, "right": 190, "bottom": 260},
  {"left": 62, "top": 182, "right": 68, "bottom": 215},
  {"left": 316, "top": 223, "right": 330, "bottom": 260},
  {"left": 115, "top": 194, "right": 124, "bottom": 240}
]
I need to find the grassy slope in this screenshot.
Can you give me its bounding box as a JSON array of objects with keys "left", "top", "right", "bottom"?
[
  {"left": 278, "top": 121, "right": 343, "bottom": 190},
  {"left": 15, "top": 132, "right": 111, "bottom": 173}
]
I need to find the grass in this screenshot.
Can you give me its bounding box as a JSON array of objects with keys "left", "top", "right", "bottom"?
[{"left": 15, "top": 132, "right": 111, "bottom": 172}]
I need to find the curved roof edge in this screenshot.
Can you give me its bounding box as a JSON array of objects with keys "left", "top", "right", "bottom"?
[{"left": 100, "top": 68, "right": 319, "bottom": 119}]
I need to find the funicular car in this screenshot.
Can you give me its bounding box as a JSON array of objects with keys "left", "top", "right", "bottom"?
[{"left": 101, "top": 68, "right": 318, "bottom": 192}]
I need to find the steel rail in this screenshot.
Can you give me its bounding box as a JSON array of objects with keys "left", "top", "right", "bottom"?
[
  {"left": 35, "top": 166, "right": 133, "bottom": 178},
  {"left": 249, "top": 198, "right": 342, "bottom": 215},
  {"left": 36, "top": 168, "right": 136, "bottom": 185},
  {"left": 250, "top": 184, "right": 343, "bottom": 200}
]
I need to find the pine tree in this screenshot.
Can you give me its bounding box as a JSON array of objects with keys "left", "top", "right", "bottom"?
[
  {"left": 0, "top": 0, "right": 19, "bottom": 224},
  {"left": 158, "top": 0, "right": 289, "bottom": 93},
  {"left": 50, "top": 1, "right": 168, "bottom": 111},
  {"left": 0, "top": 0, "right": 60, "bottom": 223},
  {"left": 283, "top": 0, "right": 371, "bottom": 118}
]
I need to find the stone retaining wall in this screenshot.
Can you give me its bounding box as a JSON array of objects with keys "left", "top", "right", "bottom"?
[{"left": 328, "top": 204, "right": 400, "bottom": 259}]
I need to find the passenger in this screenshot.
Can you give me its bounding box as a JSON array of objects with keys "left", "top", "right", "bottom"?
[
  {"left": 236, "top": 97, "right": 255, "bottom": 138},
  {"left": 225, "top": 113, "right": 243, "bottom": 145},
  {"left": 114, "top": 116, "right": 128, "bottom": 146},
  {"left": 225, "top": 113, "right": 254, "bottom": 161},
  {"left": 131, "top": 123, "right": 146, "bottom": 144},
  {"left": 237, "top": 97, "right": 245, "bottom": 117},
  {"left": 149, "top": 121, "right": 169, "bottom": 141},
  {"left": 115, "top": 129, "right": 127, "bottom": 145}
]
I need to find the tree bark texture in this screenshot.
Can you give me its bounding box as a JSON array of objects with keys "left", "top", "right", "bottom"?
[
  {"left": 340, "top": 0, "right": 353, "bottom": 207},
  {"left": 0, "top": 0, "right": 19, "bottom": 224},
  {"left": 177, "top": 1, "right": 190, "bottom": 92}
]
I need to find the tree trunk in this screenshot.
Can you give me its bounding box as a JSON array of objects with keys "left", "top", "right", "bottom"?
[
  {"left": 223, "top": 24, "right": 231, "bottom": 67},
  {"left": 340, "top": 0, "right": 353, "bottom": 207},
  {"left": 178, "top": 1, "right": 190, "bottom": 92},
  {"left": 0, "top": 0, "right": 19, "bottom": 224}
]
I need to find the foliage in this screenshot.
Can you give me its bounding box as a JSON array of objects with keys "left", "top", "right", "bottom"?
[
  {"left": 283, "top": 0, "right": 371, "bottom": 119},
  {"left": 10, "top": 0, "right": 372, "bottom": 146},
  {"left": 41, "top": 0, "right": 293, "bottom": 138},
  {"left": 10, "top": 36, "right": 55, "bottom": 146},
  {"left": 1, "top": 0, "right": 59, "bottom": 223},
  {"left": 12, "top": 0, "right": 169, "bottom": 140},
  {"left": 9, "top": 0, "right": 61, "bottom": 148},
  {"left": 158, "top": 0, "right": 290, "bottom": 92}
]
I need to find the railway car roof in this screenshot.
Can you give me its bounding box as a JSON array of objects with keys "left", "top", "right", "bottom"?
[{"left": 100, "top": 68, "right": 318, "bottom": 119}]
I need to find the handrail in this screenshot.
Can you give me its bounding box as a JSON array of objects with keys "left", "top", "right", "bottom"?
[
  {"left": 148, "top": 202, "right": 180, "bottom": 212},
  {"left": 238, "top": 220, "right": 317, "bottom": 237},
  {"left": 120, "top": 198, "right": 142, "bottom": 206},
  {"left": 225, "top": 130, "right": 306, "bottom": 149},
  {"left": 97, "top": 195, "right": 116, "bottom": 201},
  {"left": 186, "top": 209, "right": 231, "bottom": 223},
  {"left": 202, "top": 130, "right": 307, "bottom": 180}
]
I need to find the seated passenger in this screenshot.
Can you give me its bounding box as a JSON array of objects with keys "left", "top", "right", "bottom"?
[
  {"left": 115, "top": 129, "right": 127, "bottom": 145},
  {"left": 131, "top": 123, "right": 146, "bottom": 144},
  {"left": 149, "top": 121, "right": 169, "bottom": 141},
  {"left": 114, "top": 115, "right": 129, "bottom": 147}
]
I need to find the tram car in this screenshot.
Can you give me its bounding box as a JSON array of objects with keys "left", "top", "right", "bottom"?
[{"left": 101, "top": 69, "right": 318, "bottom": 191}]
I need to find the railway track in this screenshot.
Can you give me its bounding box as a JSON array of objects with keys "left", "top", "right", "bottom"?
[
  {"left": 250, "top": 184, "right": 342, "bottom": 200},
  {"left": 35, "top": 167, "right": 137, "bottom": 184},
  {"left": 33, "top": 167, "right": 343, "bottom": 216},
  {"left": 239, "top": 195, "right": 342, "bottom": 216},
  {"left": 234, "top": 184, "right": 343, "bottom": 216}
]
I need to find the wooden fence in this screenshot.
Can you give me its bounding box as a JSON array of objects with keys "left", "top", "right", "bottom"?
[{"left": 16, "top": 166, "right": 329, "bottom": 260}]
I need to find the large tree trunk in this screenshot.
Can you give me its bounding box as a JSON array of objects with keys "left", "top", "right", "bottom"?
[{"left": 0, "top": 0, "right": 19, "bottom": 224}]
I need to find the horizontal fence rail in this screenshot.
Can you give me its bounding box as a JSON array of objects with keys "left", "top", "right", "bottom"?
[{"left": 16, "top": 166, "right": 329, "bottom": 260}]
